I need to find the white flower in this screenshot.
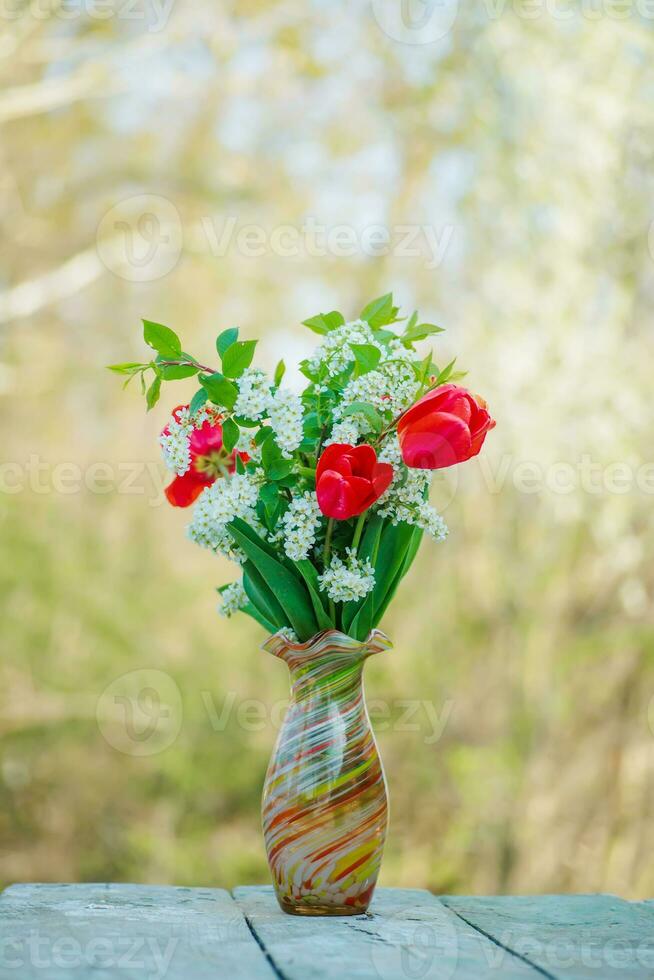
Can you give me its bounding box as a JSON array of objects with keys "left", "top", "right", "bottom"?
[
  {"left": 333, "top": 361, "right": 420, "bottom": 429},
  {"left": 323, "top": 417, "right": 361, "bottom": 447},
  {"left": 308, "top": 320, "right": 384, "bottom": 378},
  {"left": 279, "top": 491, "right": 322, "bottom": 562},
  {"left": 377, "top": 433, "right": 403, "bottom": 469},
  {"left": 218, "top": 581, "right": 248, "bottom": 618},
  {"left": 234, "top": 368, "right": 272, "bottom": 420},
  {"left": 159, "top": 407, "right": 195, "bottom": 475},
  {"left": 159, "top": 405, "right": 217, "bottom": 476},
  {"left": 268, "top": 388, "right": 304, "bottom": 458},
  {"left": 187, "top": 471, "right": 263, "bottom": 559},
  {"left": 236, "top": 429, "right": 261, "bottom": 461},
  {"left": 318, "top": 548, "right": 375, "bottom": 604},
  {"left": 375, "top": 434, "right": 448, "bottom": 540}
]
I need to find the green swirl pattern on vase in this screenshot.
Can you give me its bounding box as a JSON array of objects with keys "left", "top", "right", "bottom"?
[{"left": 261, "top": 628, "right": 392, "bottom": 916}]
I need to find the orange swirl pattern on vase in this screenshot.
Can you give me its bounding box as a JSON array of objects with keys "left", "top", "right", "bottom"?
[{"left": 261, "top": 628, "right": 392, "bottom": 916}]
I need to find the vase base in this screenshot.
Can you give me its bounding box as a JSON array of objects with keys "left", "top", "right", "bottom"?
[{"left": 277, "top": 898, "right": 369, "bottom": 917}]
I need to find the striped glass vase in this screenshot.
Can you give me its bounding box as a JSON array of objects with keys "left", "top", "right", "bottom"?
[{"left": 262, "top": 629, "right": 392, "bottom": 916}]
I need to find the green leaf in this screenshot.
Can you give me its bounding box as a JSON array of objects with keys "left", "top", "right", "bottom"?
[
  {"left": 222, "top": 417, "right": 239, "bottom": 454},
  {"left": 216, "top": 327, "right": 239, "bottom": 357},
  {"left": 437, "top": 358, "right": 456, "bottom": 385},
  {"left": 294, "top": 560, "right": 334, "bottom": 631},
  {"left": 145, "top": 374, "right": 161, "bottom": 411},
  {"left": 342, "top": 401, "right": 383, "bottom": 434},
  {"left": 221, "top": 340, "right": 257, "bottom": 378},
  {"left": 200, "top": 373, "right": 238, "bottom": 410},
  {"left": 373, "top": 527, "right": 423, "bottom": 626},
  {"left": 360, "top": 293, "right": 396, "bottom": 329},
  {"left": 242, "top": 561, "right": 289, "bottom": 631},
  {"left": 341, "top": 516, "right": 384, "bottom": 634},
  {"left": 302, "top": 310, "right": 344, "bottom": 335},
  {"left": 268, "top": 459, "right": 294, "bottom": 481},
  {"left": 107, "top": 362, "right": 145, "bottom": 375},
  {"left": 323, "top": 310, "right": 345, "bottom": 330},
  {"left": 258, "top": 484, "right": 283, "bottom": 529},
  {"left": 349, "top": 521, "right": 415, "bottom": 640},
  {"left": 160, "top": 364, "right": 198, "bottom": 380},
  {"left": 274, "top": 359, "right": 286, "bottom": 386},
  {"left": 350, "top": 344, "right": 382, "bottom": 376},
  {"left": 227, "top": 521, "right": 318, "bottom": 640},
  {"left": 261, "top": 433, "right": 292, "bottom": 479},
  {"left": 143, "top": 320, "right": 182, "bottom": 358},
  {"left": 302, "top": 315, "right": 329, "bottom": 335},
  {"left": 241, "top": 601, "right": 276, "bottom": 634},
  {"left": 189, "top": 388, "right": 208, "bottom": 415},
  {"left": 235, "top": 455, "right": 246, "bottom": 475},
  {"left": 255, "top": 427, "right": 274, "bottom": 447},
  {"left": 403, "top": 321, "right": 445, "bottom": 344}
]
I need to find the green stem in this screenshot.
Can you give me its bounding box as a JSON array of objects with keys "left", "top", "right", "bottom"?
[
  {"left": 159, "top": 357, "right": 217, "bottom": 375},
  {"left": 351, "top": 513, "right": 366, "bottom": 553},
  {"left": 323, "top": 518, "right": 334, "bottom": 566},
  {"left": 323, "top": 518, "right": 336, "bottom": 623}
]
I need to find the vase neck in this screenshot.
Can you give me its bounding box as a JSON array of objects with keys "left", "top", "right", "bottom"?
[{"left": 262, "top": 629, "right": 392, "bottom": 702}]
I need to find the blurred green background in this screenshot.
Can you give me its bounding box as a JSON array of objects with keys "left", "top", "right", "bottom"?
[{"left": 1, "top": 1, "right": 654, "bottom": 898}]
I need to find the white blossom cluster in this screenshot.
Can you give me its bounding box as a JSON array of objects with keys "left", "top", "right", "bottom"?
[
  {"left": 336, "top": 357, "right": 419, "bottom": 418},
  {"left": 236, "top": 429, "right": 261, "bottom": 461},
  {"left": 159, "top": 407, "right": 195, "bottom": 475},
  {"left": 376, "top": 435, "right": 448, "bottom": 541},
  {"left": 323, "top": 417, "right": 361, "bottom": 448},
  {"left": 318, "top": 548, "right": 375, "bottom": 603},
  {"left": 234, "top": 368, "right": 272, "bottom": 420},
  {"left": 218, "top": 581, "right": 248, "bottom": 618},
  {"left": 308, "top": 320, "right": 384, "bottom": 378},
  {"left": 278, "top": 491, "right": 323, "bottom": 561},
  {"left": 187, "top": 471, "right": 262, "bottom": 558},
  {"left": 268, "top": 388, "right": 304, "bottom": 458}
]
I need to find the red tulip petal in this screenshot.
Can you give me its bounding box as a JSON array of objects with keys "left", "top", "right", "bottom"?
[
  {"left": 189, "top": 420, "right": 223, "bottom": 458},
  {"left": 316, "top": 470, "right": 354, "bottom": 519},
  {"left": 371, "top": 462, "right": 394, "bottom": 498},
  {"left": 317, "top": 444, "right": 356, "bottom": 481},
  {"left": 345, "top": 475, "right": 378, "bottom": 515},
  {"left": 399, "top": 411, "right": 472, "bottom": 469},
  {"left": 165, "top": 469, "right": 212, "bottom": 507},
  {"left": 469, "top": 411, "right": 495, "bottom": 458},
  {"left": 349, "top": 444, "right": 377, "bottom": 478},
  {"left": 398, "top": 383, "right": 479, "bottom": 435}
]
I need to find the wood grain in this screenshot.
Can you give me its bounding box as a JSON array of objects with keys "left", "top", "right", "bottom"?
[
  {"left": 233, "top": 885, "right": 541, "bottom": 979},
  {"left": 443, "top": 894, "right": 654, "bottom": 979},
  {"left": 0, "top": 883, "right": 276, "bottom": 980}
]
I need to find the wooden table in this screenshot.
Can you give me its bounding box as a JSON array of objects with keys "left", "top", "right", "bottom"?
[{"left": 1, "top": 884, "right": 653, "bottom": 979}]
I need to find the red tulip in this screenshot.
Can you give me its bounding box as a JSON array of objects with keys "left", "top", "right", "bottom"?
[
  {"left": 397, "top": 384, "right": 495, "bottom": 470},
  {"left": 163, "top": 405, "right": 245, "bottom": 508},
  {"left": 316, "top": 444, "right": 393, "bottom": 520}
]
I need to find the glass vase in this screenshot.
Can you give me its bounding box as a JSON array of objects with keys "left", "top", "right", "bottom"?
[{"left": 261, "top": 628, "right": 392, "bottom": 916}]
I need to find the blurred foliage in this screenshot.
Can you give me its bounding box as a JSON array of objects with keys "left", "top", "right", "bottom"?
[{"left": 1, "top": 1, "right": 654, "bottom": 898}]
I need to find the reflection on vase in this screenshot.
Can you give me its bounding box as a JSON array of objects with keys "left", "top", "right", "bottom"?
[{"left": 261, "top": 629, "right": 392, "bottom": 916}]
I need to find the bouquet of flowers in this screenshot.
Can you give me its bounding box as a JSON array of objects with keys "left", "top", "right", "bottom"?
[{"left": 110, "top": 294, "right": 495, "bottom": 643}]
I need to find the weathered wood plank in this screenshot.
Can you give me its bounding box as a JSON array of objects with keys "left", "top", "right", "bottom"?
[
  {"left": 234, "top": 885, "right": 541, "bottom": 979},
  {"left": 0, "top": 883, "right": 276, "bottom": 980},
  {"left": 442, "top": 895, "right": 654, "bottom": 979}
]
